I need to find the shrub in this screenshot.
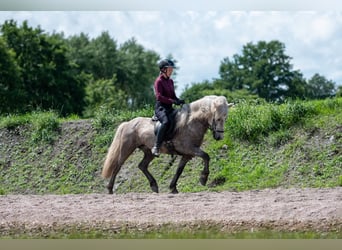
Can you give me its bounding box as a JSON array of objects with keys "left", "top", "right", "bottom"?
[
  {"left": 227, "top": 100, "right": 316, "bottom": 142},
  {"left": 30, "top": 111, "right": 60, "bottom": 143}
]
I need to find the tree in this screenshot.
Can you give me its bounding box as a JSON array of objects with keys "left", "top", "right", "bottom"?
[
  {"left": 0, "top": 20, "right": 85, "bottom": 115},
  {"left": 86, "top": 31, "right": 119, "bottom": 80},
  {"left": 67, "top": 35, "right": 162, "bottom": 110},
  {"left": 181, "top": 80, "right": 214, "bottom": 102},
  {"left": 65, "top": 32, "right": 92, "bottom": 76},
  {"left": 305, "top": 73, "right": 336, "bottom": 99},
  {"left": 181, "top": 80, "right": 260, "bottom": 104},
  {"left": 0, "top": 37, "right": 23, "bottom": 113},
  {"left": 336, "top": 85, "right": 342, "bottom": 97},
  {"left": 83, "top": 75, "right": 127, "bottom": 117},
  {"left": 218, "top": 40, "right": 306, "bottom": 102},
  {"left": 116, "top": 38, "right": 160, "bottom": 108}
]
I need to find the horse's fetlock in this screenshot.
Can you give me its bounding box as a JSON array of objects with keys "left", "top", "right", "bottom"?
[{"left": 199, "top": 174, "right": 208, "bottom": 186}]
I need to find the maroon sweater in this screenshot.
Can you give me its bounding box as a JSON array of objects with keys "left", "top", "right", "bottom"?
[{"left": 154, "top": 74, "right": 178, "bottom": 108}]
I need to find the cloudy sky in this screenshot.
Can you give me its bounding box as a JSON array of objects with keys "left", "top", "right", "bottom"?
[{"left": 1, "top": 10, "right": 342, "bottom": 95}]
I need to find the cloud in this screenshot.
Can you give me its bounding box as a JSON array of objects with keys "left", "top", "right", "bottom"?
[{"left": 0, "top": 11, "right": 341, "bottom": 95}]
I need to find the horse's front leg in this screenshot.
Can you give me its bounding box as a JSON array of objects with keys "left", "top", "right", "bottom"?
[
  {"left": 197, "top": 150, "right": 210, "bottom": 186},
  {"left": 169, "top": 155, "right": 192, "bottom": 194},
  {"left": 138, "top": 147, "right": 158, "bottom": 193}
]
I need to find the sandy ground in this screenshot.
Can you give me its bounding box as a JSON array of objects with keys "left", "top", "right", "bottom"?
[{"left": 0, "top": 188, "right": 341, "bottom": 236}]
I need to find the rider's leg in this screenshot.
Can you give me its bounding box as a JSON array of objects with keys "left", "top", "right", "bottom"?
[
  {"left": 152, "top": 108, "right": 170, "bottom": 156},
  {"left": 152, "top": 122, "right": 168, "bottom": 156}
]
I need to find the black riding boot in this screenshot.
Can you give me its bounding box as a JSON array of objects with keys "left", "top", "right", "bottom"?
[{"left": 152, "top": 123, "right": 168, "bottom": 156}]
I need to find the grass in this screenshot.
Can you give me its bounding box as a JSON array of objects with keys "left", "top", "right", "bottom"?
[
  {"left": 0, "top": 98, "right": 341, "bottom": 239},
  {"left": 226, "top": 100, "right": 318, "bottom": 142},
  {"left": 113, "top": 98, "right": 341, "bottom": 193},
  {"left": 0, "top": 98, "right": 341, "bottom": 195},
  {"left": 2, "top": 225, "right": 341, "bottom": 239},
  {"left": 0, "top": 110, "right": 60, "bottom": 144},
  {"left": 209, "top": 98, "right": 341, "bottom": 189}
]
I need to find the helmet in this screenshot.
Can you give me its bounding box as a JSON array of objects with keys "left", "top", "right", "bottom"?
[{"left": 158, "top": 59, "right": 175, "bottom": 71}]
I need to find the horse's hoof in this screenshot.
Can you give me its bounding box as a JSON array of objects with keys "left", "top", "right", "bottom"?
[
  {"left": 107, "top": 186, "right": 114, "bottom": 194},
  {"left": 199, "top": 175, "right": 208, "bottom": 186},
  {"left": 151, "top": 186, "right": 159, "bottom": 193},
  {"left": 170, "top": 188, "right": 179, "bottom": 194}
]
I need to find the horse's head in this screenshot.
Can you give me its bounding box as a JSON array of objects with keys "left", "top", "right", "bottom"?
[{"left": 209, "top": 96, "right": 233, "bottom": 140}]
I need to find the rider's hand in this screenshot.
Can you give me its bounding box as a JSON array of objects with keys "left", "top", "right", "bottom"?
[
  {"left": 179, "top": 99, "right": 185, "bottom": 105},
  {"left": 174, "top": 99, "right": 185, "bottom": 105}
]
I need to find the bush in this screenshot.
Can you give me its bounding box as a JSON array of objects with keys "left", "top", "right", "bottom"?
[
  {"left": 30, "top": 111, "right": 60, "bottom": 143},
  {"left": 227, "top": 100, "right": 316, "bottom": 142}
]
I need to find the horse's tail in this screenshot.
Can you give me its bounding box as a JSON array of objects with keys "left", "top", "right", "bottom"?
[{"left": 102, "top": 122, "right": 129, "bottom": 178}]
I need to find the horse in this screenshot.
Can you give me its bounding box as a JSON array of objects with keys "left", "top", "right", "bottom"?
[{"left": 101, "top": 95, "right": 234, "bottom": 194}]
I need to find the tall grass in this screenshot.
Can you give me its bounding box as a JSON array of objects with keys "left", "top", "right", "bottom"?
[
  {"left": 30, "top": 111, "right": 60, "bottom": 143},
  {"left": 91, "top": 104, "right": 154, "bottom": 151},
  {"left": 226, "top": 100, "right": 321, "bottom": 142},
  {"left": 0, "top": 110, "right": 60, "bottom": 143},
  {"left": 0, "top": 98, "right": 340, "bottom": 195},
  {"left": 92, "top": 104, "right": 154, "bottom": 131},
  {"left": 0, "top": 113, "right": 31, "bottom": 129},
  {"left": 204, "top": 97, "right": 342, "bottom": 191}
]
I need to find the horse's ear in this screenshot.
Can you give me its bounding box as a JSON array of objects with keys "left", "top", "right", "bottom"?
[{"left": 228, "top": 103, "right": 235, "bottom": 108}]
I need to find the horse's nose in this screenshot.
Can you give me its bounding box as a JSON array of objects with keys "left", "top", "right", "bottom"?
[{"left": 214, "top": 132, "right": 224, "bottom": 140}]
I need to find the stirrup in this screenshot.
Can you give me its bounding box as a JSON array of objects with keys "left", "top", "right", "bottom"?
[{"left": 152, "top": 146, "right": 160, "bottom": 156}]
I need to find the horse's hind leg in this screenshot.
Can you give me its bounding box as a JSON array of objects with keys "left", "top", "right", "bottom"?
[
  {"left": 169, "top": 155, "right": 192, "bottom": 194},
  {"left": 198, "top": 150, "right": 210, "bottom": 186},
  {"left": 138, "top": 147, "right": 158, "bottom": 193},
  {"left": 107, "top": 166, "right": 122, "bottom": 194}
]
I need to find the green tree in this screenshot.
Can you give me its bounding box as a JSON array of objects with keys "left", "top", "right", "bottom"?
[
  {"left": 67, "top": 34, "right": 162, "bottom": 110},
  {"left": 83, "top": 75, "right": 127, "bottom": 117},
  {"left": 117, "top": 38, "right": 160, "bottom": 108},
  {"left": 86, "top": 31, "right": 119, "bottom": 80},
  {"left": 181, "top": 80, "right": 260, "bottom": 104},
  {"left": 336, "top": 85, "right": 342, "bottom": 97},
  {"left": 305, "top": 73, "right": 336, "bottom": 99},
  {"left": 65, "top": 32, "right": 92, "bottom": 76},
  {"left": 0, "top": 37, "right": 24, "bottom": 113},
  {"left": 0, "top": 20, "right": 85, "bottom": 115},
  {"left": 181, "top": 80, "right": 214, "bottom": 102},
  {"left": 218, "top": 40, "right": 306, "bottom": 102}
]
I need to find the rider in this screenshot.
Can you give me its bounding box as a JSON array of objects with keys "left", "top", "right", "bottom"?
[{"left": 152, "top": 59, "right": 185, "bottom": 156}]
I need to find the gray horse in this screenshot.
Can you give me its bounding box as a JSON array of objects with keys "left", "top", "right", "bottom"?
[{"left": 102, "top": 95, "right": 233, "bottom": 194}]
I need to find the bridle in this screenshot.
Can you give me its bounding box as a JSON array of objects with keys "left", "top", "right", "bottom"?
[{"left": 209, "top": 115, "right": 225, "bottom": 134}]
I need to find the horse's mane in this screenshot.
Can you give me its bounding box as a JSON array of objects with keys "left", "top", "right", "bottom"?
[{"left": 175, "top": 95, "right": 227, "bottom": 130}]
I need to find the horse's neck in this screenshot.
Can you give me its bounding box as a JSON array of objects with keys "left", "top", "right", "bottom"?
[
  {"left": 175, "top": 101, "right": 211, "bottom": 129},
  {"left": 191, "top": 98, "right": 213, "bottom": 122}
]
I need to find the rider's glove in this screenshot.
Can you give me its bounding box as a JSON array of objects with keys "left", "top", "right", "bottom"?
[{"left": 174, "top": 99, "right": 185, "bottom": 105}]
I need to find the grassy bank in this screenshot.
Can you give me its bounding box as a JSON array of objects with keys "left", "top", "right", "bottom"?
[
  {"left": 0, "top": 98, "right": 341, "bottom": 194},
  {"left": 3, "top": 227, "right": 340, "bottom": 239}
]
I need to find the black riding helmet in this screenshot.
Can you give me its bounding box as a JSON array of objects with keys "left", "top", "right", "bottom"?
[{"left": 158, "top": 59, "right": 175, "bottom": 71}]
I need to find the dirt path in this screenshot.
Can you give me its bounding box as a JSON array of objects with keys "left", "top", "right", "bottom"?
[{"left": 1, "top": 188, "right": 341, "bottom": 236}]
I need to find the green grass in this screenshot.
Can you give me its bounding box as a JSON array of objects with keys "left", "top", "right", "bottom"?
[
  {"left": 226, "top": 100, "right": 318, "bottom": 142},
  {"left": 0, "top": 98, "right": 341, "bottom": 195},
  {"left": 2, "top": 226, "right": 340, "bottom": 239},
  {"left": 202, "top": 98, "right": 341, "bottom": 190},
  {"left": 0, "top": 110, "right": 60, "bottom": 144},
  {"left": 0, "top": 98, "right": 341, "bottom": 239}
]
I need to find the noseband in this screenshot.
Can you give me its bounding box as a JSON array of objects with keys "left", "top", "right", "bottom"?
[{"left": 210, "top": 117, "right": 224, "bottom": 134}]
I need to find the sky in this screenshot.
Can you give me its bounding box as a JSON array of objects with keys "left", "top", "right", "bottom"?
[{"left": 1, "top": 10, "right": 342, "bottom": 95}]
